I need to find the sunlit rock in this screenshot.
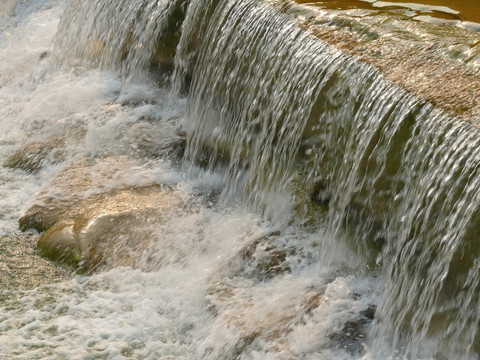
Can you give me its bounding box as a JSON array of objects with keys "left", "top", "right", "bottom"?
[
  {"left": 37, "top": 221, "right": 80, "bottom": 267},
  {"left": 280, "top": 0, "right": 480, "bottom": 123},
  {"left": 36, "top": 186, "right": 183, "bottom": 271},
  {"left": 19, "top": 156, "right": 144, "bottom": 232},
  {"left": 18, "top": 155, "right": 186, "bottom": 270}
]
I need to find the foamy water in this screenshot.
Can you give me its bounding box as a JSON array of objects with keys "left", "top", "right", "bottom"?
[{"left": 0, "top": 1, "right": 400, "bottom": 359}]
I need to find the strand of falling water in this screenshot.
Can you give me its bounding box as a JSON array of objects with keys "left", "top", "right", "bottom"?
[
  {"left": 301, "top": 49, "right": 480, "bottom": 356},
  {"left": 370, "top": 117, "right": 480, "bottom": 359},
  {"left": 53, "top": 0, "right": 183, "bottom": 80},
  {"left": 176, "top": 0, "right": 480, "bottom": 357}
]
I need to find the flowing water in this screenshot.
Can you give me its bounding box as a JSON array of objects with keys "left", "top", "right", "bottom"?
[{"left": 0, "top": 0, "right": 479, "bottom": 359}]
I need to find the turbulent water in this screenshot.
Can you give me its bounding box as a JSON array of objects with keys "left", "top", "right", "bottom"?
[{"left": 0, "top": 0, "right": 479, "bottom": 359}]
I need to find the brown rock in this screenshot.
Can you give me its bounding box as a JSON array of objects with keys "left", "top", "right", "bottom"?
[
  {"left": 3, "top": 137, "right": 65, "bottom": 173},
  {"left": 281, "top": 1, "right": 480, "bottom": 124},
  {"left": 35, "top": 185, "right": 183, "bottom": 271},
  {"left": 19, "top": 156, "right": 141, "bottom": 232},
  {"left": 19, "top": 156, "right": 186, "bottom": 271}
]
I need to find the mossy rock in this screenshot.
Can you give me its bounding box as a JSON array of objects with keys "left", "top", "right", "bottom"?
[{"left": 37, "top": 221, "right": 81, "bottom": 267}]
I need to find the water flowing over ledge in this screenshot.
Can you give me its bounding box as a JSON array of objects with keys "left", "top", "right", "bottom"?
[
  {"left": 1, "top": 0, "right": 479, "bottom": 358},
  {"left": 172, "top": 0, "right": 480, "bottom": 356}
]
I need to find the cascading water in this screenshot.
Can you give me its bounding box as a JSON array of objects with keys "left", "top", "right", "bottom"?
[
  {"left": 176, "top": 0, "right": 480, "bottom": 357},
  {"left": 53, "top": 0, "right": 187, "bottom": 79},
  {"left": 0, "top": 0, "right": 479, "bottom": 359}
]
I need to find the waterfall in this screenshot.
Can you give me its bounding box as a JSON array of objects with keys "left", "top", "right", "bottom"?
[
  {"left": 53, "top": 0, "right": 187, "bottom": 78},
  {"left": 172, "top": 0, "right": 480, "bottom": 357},
  {"left": 9, "top": 0, "right": 479, "bottom": 357}
]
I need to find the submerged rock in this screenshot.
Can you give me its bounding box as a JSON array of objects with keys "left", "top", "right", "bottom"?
[
  {"left": 310, "top": 178, "right": 331, "bottom": 206},
  {"left": 328, "top": 304, "right": 376, "bottom": 355},
  {"left": 126, "top": 120, "right": 186, "bottom": 160},
  {"left": 206, "top": 277, "right": 325, "bottom": 358},
  {"left": 225, "top": 233, "right": 291, "bottom": 281}
]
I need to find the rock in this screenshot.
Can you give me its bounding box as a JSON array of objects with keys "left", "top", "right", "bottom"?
[
  {"left": 126, "top": 120, "right": 186, "bottom": 160},
  {"left": 282, "top": 1, "right": 480, "bottom": 124},
  {"left": 206, "top": 277, "right": 325, "bottom": 358},
  {"left": 3, "top": 137, "right": 65, "bottom": 173},
  {"left": 328, "top": 304, "right": 376, "bottom": 355},
  {"left": 37, "top": 221, "right": 81, "bottom": 267},
  {"left": 151, "top": 0, "right": 189, "bottom": 69},
  {"left": 19, "top": 156, "right": 142, "bottom": 232},
  {"left": 19, "top": 156, "right": 186, "bottom": 271},
  {"left": 234, "top": 235, "right": 291, "bottom": 280},
  {"left": 36, "top": 185, "right": 183, "bottom": 271},
  {"left": 310, "top": 178, "right": 331, "bottom": 206}
]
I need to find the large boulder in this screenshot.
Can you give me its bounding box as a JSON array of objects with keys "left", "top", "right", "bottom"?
[
  {"left": 19, "top": 156, "right": 185, "bottom": 271},
  {"left": 36, "top": 185, "right": 182, "bottom": 271},
  {"left": 19, "top": 156, "right": 143, "bottom": 232}
]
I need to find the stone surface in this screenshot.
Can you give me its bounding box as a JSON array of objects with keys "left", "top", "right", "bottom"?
[
  {"left": 279, "top": 0, "right": 480, "bottom": 125},
  {"left": 19, "top": 156, "right": 143, "bottom": 232},
  {"left": 328, "top": 304, "right": 376, "bottom": 355},
  {"left": 19, "top": 156, "right": 186, "bottom": 271},
  {"left": 3, "top": 137, "right": 65, "bottom": 173},
  {"left": 36, "top": 186, "right": 183, "bottom": 271}
]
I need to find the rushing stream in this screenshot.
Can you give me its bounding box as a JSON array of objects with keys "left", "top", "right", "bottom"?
[{"left": 1, "top": 0, "right": 479, "bottom": 359}]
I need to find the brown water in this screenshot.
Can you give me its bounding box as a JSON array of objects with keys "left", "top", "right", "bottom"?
[{"left": 297, "top": 0, "right": 480, "bottom": 23}]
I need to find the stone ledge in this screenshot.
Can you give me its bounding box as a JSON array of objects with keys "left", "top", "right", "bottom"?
[{"left": 275, "top": 0, "right": 480, "bottom": 126}]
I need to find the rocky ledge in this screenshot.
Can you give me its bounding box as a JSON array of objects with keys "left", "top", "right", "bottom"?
[{"left": 276, "top": 0, "right": 480, "bottom": 125}]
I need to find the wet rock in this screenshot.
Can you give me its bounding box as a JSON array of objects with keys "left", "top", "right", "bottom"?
[
  {"left": 18, "top": 152, "right": 186, "bottom": 270},
  {"left": 151, "top": 0, "right": 189, "bottom": 69},
  {"left": 37, "top": 221, "right": 80, "bottom": 267},
  {"left": 36, "top": 185, "right": 183, "bottom": 271},
  {"left": 3, "top": 137, "right": 65, "bottom": 173},
  {"left": 217, "top": 231, "right": 292, "bottom": 282},
  {"left": 19, "top": 156, "right": 143, "bottom": 232},
  {"left": 282, "top": 2, "right": 480, "bottom": 124},
  {"left": 127, "top": 121, "right": 186, "bottom": 159},
  {"left": 310, "top": 178, "right": 331, "bottom": 206},
  {"left": 328, "top": 304, "right": 376, "bottom": 355},
  {"left": 236, "top": 236, "right": 291, "bottom": 280},
  {"left": 205, "top": 277, "right": 325, "bottom": 358}
]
